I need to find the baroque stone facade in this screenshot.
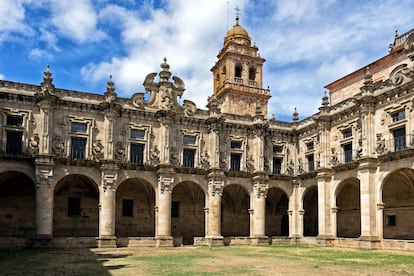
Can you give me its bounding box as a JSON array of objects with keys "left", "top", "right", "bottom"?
[{"left": 1, "top": 19, "right": 414, "bottom": 250}]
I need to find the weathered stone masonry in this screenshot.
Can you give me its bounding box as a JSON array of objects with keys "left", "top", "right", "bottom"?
[{"left": 0, "top": 19, "right": 414, "bottom": 250}]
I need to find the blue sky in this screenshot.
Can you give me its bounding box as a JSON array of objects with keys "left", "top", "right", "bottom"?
[{"left": 1, "top": 0, "right": 414, "bottom": 121}]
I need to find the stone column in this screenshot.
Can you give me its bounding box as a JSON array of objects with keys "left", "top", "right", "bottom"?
[
  {"left": 376, "top": 202, "right": 385, "bottom": 240},
  {"left": 358, "top": 158, "right": 380, "bottom": 249},
  {"left": 331, "top": 207, "right": 338, "bottom": 238},
  {"left": 34, "top": 156, "right": 54, "bottom": 247},
  {"left": 205, "top": 172, "right": 224, "bottom": 246},
  {"left": 155, "top": 169, "right": 174, "bottom": 247},
  {"left": 250, "top": 173, "right": 269, "bottom": 245},
  {"left": 290, "top": 179, "right": 301, "bottom": 238},
  {"left": 98, "top": 164, "right": 118, "bottom": 248}
]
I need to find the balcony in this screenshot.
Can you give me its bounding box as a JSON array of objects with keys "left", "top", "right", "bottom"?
[
  {"left": 216, "top": 78, "right": 270, "bottom": 97},
  {"left": 377, "top": 135, "right": 414, "bottom": 156}
]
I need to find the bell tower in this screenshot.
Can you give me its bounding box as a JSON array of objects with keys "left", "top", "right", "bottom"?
[{"left": 208, "top": 16, "right": 270, "bottom": 117}]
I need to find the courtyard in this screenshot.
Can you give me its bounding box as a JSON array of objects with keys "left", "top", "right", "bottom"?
[{"left": 0, "top": 245, "right": 413, "bottom": 275}]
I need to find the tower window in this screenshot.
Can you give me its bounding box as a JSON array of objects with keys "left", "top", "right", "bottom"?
[
  {"left": 249, "top": 67, "right": 256, "bottom": 80},
  {"left": 183, "top": 135, "right": 196, "bottom": 145},
  {"left": 235, "top": 64, "right": 242, "bottom": 78}
]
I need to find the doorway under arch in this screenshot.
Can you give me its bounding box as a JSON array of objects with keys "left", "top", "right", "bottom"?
[
  {"left": 171, "top": 181, "right": 205, "bottom": 245},
  {"left": 303, "top": 186, "right": 318, "bottom": 237},
  {"left": 336, "top": 178, "right": 361, "bottom": 238},
  {"left": 115, "top": 178, "right": 155, "bottom": 237},
  {"left": 265, "top": 187, "right": 289, "bottom": 237},
  {"left": 0, "top": 171, "right": 35, "bottom": 236},
  {"left": 53, "top": 174, "right": 99, "bottom": 237},
  {"left": 382, "top": 168, "right": 414, "bottom": 239},
  {"left": 221, "top": 184, "right": 250, "bottom": 237}
]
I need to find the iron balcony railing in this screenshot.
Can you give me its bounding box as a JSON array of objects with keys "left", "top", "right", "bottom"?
[{"left": 377, "top": 134, "right": 414, "bottom": 155}]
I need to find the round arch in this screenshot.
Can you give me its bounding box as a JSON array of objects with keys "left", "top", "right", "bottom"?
[
  {"left": 382, "top": 168, "right": 414, "bottom": 239},
  {"left": 172, "top": 181, "right": 206, "bottom": 245},
  {"left": 335, "top": 178, "right": 360, "bottom": 238},
  {"left": 265, "top": 187, "right": 289, "bottom": 237},
  {"left": 53, "top": 174, "right": 99, "bottom": 237},
  {"left": 303, "top": 185, "right": 318, "bottom": 237},
  {"left": 221, "top": 184, "right": 250, "bottom": 237},
  {"left": 115, "top": 178, "right": 156, "bottom": 237},
  {"left": 0, "top": 171, "right": 36, "bottom": 236}
]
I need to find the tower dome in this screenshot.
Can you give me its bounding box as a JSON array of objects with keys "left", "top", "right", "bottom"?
[{"left": 224, "top": 17, "right": 251, "bottom": 46}]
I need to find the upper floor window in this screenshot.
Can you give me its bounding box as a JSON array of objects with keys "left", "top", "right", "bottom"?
[
  {"left": 306, "top": 154, "right": 314, "bottom": 172},
  {"left": 131, "top": 129, "right": 145, "bottom": 139},
  {"left": 183, "top": 148, "right": 196, "bottom": 168},
  {"left": 71, "top": 137, "right": 86, "bottom": 159},
  {"left": 71, "top": 122, "right": 87, "bottom": 133},
  {"left": 6, "top": 115, "right": 23, "bottom": 127},
  {"left": 230, "top": 141, "right": 242, "bottom": 149},
  {"left": 130, "top": 143, "right": 144, "bottom": 164},
  {"left": 230, "top": 153, "right": 241, "bottom": 172},
  {"left": 183, "top": 135, "right": 196, "bottom": 145},
  {"left": 391, "top": 110, "right": 405, "bottom": 122},
  {"left": 6, "top": 130, "right": 22, "bottom": 154},
  {"left": 342, "top": 128, "right": 352, "bottom": 139},
  {"left": 393, "top": 127, "right": 406, "bottom": 152},
  {"left": 343, "top": 143, "right": 353, "bottom": 163},
  {"left": 306, "top": 142, "right": 314, "bottom": 151},
  {"left": 273, "top": 157, "right": 282, "bottom": 175}
]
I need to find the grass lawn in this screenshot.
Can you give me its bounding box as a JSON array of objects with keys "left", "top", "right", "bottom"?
[{"left": 0, "top": 245, "right": 413, "bottom": 275}]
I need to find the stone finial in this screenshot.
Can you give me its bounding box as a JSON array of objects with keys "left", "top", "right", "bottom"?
[
  {"left": 321, "top": 91, "right": 329, "bottom": 107},
  {"left": 104, "top": 75, "right": 117, "bottom": 103},
  {"left": 159, "top": 57, "right": 171, "bottom": 82},
  {"left": 292, "top": 107, "right": 299, "bottom": 122},
  {"left": 363, "top": 66, "right": 373, "bottom": 86},
  {"left": 40, "top": 64, "right": 55, "bottom": 95}
]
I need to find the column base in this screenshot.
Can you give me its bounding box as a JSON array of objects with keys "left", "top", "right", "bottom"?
[
  {"left": 250, "top": 236, "right": 269, "bottom": 246},
  {"left": 97, "top": 236, "right": 117, "bottom": 248},
  {"left": 31, "top": 234, "right": 52, "bottom": 248},
  {"left": 204, "top": 236, "right": 224, "bottom": 246},
  {"left": 156, "top": 236, "right": 174, "bottom": 247},
  {"left": 316, "top": 235, "right": 335, "bottom": 247},
  {"left": 358, "top": 236, "right": 380, "bottom": 250}
]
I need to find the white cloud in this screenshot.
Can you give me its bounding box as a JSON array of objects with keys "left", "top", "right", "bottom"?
[
  {"left": 49, "top": 0, "right": 106, "bottom": 43},
  {"left": 0, "top": 0, "right": 35, "bottom": 43},
  {"left": 0, "top": 73, "right": 4, "bottom": 80},
  {"left": 29, "top": 48, "right": 53, "bottom": 61},
  {"left": 83, "top": 0, "right": 248, "bottom": 110}
]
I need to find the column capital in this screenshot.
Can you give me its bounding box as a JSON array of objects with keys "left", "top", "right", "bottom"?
[
  {"left": 208, "top": 178, "right": 224, "bottom": 197},
  {"left": 35, "top": 156, "right": 54, "bottom": 189},
  {"left": 158, "top": 175, "right": 174, "bottom": 194},
  {"left": 252, "top": 182, "right": 268, "bottom": 198}
]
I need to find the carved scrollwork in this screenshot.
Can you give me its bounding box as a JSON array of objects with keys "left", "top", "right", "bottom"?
[
  {"left": 150, "top": 146, "right": 160, "bottom": 165},
  {"left": 131, "top": 93, "right": 145, "bottom": 108},
  {"left": 92, "top": 140, "right": 104, "bottom": 161},
  {"left": 102, "top": 173, "right": 117, "bottom": 192},
  {"left": 253, "top": 182, "right": 268, "bottom": 198},
  {"left": 183, "top": 100, "right": 196, "bottom": 116}
]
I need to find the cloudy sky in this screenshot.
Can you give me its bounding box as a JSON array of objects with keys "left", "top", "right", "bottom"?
[{"left": 1, "top": 0, "right": 413, "bottom": 121}]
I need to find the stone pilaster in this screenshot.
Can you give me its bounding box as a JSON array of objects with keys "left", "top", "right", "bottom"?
[
  {"left": 358, "top": 158, "right": 380, "bottom": 250},
  {"left": 98, "top": 162, "right": 118, "bottom": 248},
  {"left": 290, "top": 179, "right": 302, "bottom": 238},
  {"left": 250, "top": 173, "right": 269, "bottom": 245},
  {"left": 155, "top": 166, "right": 174, "bottom": 247},
  {"left": 205, "top": 170, "right": 224, "bottom": 245},
  {"left": 316, "top": 169, "right": 335, "bottom": 246},
  {"left": 34, "top": 156, "right": 54, "bottom": 247}
]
